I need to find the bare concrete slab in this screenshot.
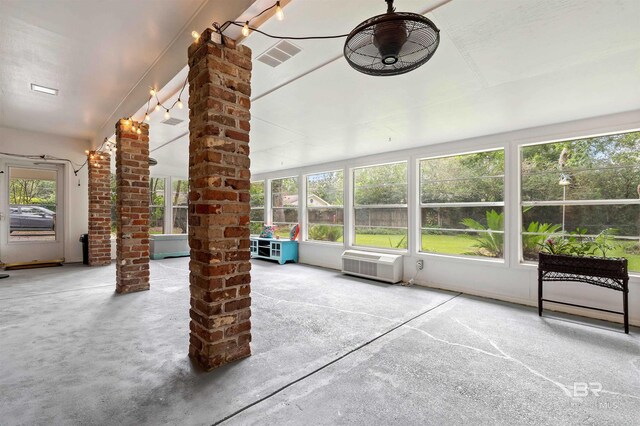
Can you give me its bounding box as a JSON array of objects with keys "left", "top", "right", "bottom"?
[{"left": 0, "top": 258, "right": 638, "bottom": 425}]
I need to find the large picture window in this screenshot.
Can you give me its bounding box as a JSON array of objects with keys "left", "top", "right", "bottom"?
[
  {"left": 271, "top": 177, "right": 298, "bottom": 238},
  {"left": 306, "top": 171, "right": 344, "bottom": 243},
  {"left": 171, "top": 179, "right": 188, "bottom": 234},
  {"left": 353, "top": 162, "right": 407, "bottom": 250},
  {"left": 149, "top": 177, "right": 165, "bottom": 234},
  {"left": 420, "top": 150, "right": 505, "bottom": 258},
  {"left": 521, "top": 131, "right": 640, "bottom": 272},
  {"left": 250, "top": 181, "right": 265, "bottom": 235}
]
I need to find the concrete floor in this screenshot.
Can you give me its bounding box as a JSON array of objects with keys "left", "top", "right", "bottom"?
[{"left": 0, "top": 258, "right": 638, "bottom": 425}]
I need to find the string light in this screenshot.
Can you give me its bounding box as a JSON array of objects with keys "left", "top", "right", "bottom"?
[
  {"left": 276, "top": 1, "right": 284, "bottom": 20},
  {"left": 242, "top": 21, "right": 250, "bottom": 37},
  {"left": 164, "top": 109, "right": 171, "bottom": 120},
  {"left": 149, "top": 88, "right": 156, "bottom": 96},
  {"left": 145, "top": 113, "right": 150, "bottom": 121},
  {"left": 154, "top": 104, "right": 160, "bottom": 112},
  {"left": 191, "top": 30, "right": 200, "bottom": 39},
  {"left": 177, "top": 99, "right": 183, "bottom": 109}
]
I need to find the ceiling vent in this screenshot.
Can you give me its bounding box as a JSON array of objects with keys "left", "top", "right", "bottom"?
[
  {"left": 257, "top": 40, "right": 302, "bottom": 68},
  {"left": 161, "top": 117, "right": 184, "bottom": 126}
]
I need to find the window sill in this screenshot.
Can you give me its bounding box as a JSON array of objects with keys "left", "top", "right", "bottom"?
[
  {"left": 300, "top": 240, "right": 344, "bottom": 247},
  {"left": 417, "top": 252, "right": 507, "bottom": 267}
]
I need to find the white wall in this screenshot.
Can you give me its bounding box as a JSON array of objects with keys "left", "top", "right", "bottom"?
[
  {"left": 252, "top": 110, "right": 640, "bottom": 326},
  {"left": 0, "top": 125, "right": 90, "bottom": 263}
]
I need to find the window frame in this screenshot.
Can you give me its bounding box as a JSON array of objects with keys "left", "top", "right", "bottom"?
[
  {"left": 269, "top": 176, "right": 299, "bottom": 236},
  {"left": 304, "top": 169, "right": 344, "bottom": 244},
  {"left": 417, "top": 148, "right": 506, "bottom": 261},
  {"left": 250, "top": 180, "right": 265, "bottom": 235},
  {"left": 518, "top": 133, "right": 640, "bottom": 267},
  {"left": 351, "top": 160, "right": 409, "bottom": 252}
]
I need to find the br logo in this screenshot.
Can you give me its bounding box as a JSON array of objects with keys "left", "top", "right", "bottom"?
[{"left": 573, "top": 382, "right": 602, "bottom": 397}]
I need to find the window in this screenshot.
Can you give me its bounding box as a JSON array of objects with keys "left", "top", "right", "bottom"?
[
  {"left": 270, "top": 177, "right": 298, "bottom": 238},
  {"left": 521, "top": 131, "right": 640, "bottom": 272},
  {"left": 353, "top": 162, "right": 407, "bottom": 250},
  {"left": 171, "top": 179, "right": 188, "bottom": 234},
  {"left": 149, "top": 177, "right": 165, "bottom": 234},
  {"left": 250, "top": 181, "right": 265, "bottom": 235},
  {"left": 8, "top": 167, "right": 57, "bottom": 242},
  {"left": 306, "top": 171, "right": 344, "bottom": 243},
  {"left": 420, "top": 150, "right": 505, "bottom": 258}
]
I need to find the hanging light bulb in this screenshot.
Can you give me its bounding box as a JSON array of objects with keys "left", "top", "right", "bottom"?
[
  {"left": 132, "top": 124, "right": 137, "bottom": 133},
  {"left": 123, "top": 118, "right": 130, "bottom": 127},
  {"left": 136, "top": 127, "right": 142, "bottom": 135},
  {"left": 155, "top": 104, "right": 160, "bottom": 112},
  {"left": 145, "top": 113, "right": 150, "bottom": 121},
  {"left": 177, "top": 99, "right": 183, "bottom": 109},
  {"left": 242, "top": 21, "right": 250, "bottom": 37},
  {"left": 164, "top": 109, "right": 170, "bottom": 120},
  {"left": 150, "top": 88, "right": 156, "bottom": 96},
  {"left": 275, "top": 1, "right": 284, "bottom": 20},
  {"left": 85, "top": 150, "right": 90, "bottom": 155},
  {"left": 191, "top": 30, "right": 200, "bottom": 40}
]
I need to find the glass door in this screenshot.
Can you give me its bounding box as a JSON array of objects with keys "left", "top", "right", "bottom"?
[{"left": 0, "top": 161, "right": 64, "bottom": 264}]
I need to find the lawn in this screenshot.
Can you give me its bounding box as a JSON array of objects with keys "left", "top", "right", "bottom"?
[{"left": 356, "top": 233, "right": 640, "bottom": 272}]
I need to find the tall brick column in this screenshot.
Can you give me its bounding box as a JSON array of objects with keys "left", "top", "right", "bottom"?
[
  {"left": 187, "top": 30, "right": 252, "bottom": 371},
  {"left": 115, "top": 119, "right": 150, "bottom": 294},
  {"left": 87, "top": 151, "right": 112, "bottom": 266}
]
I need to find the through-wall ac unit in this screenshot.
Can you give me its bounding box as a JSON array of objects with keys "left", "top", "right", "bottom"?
[{"left": 341, "top": 250, "right": 403, "bottom": 284}]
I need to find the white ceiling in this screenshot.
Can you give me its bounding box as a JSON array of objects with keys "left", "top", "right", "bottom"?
[
  {"left": 0, "top": 0, "right": 208, "bottom": 139},
  {"left": 2, "top": 0, "right": 640, "bottom": 178}
]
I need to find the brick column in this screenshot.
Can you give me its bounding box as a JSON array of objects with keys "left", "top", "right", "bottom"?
[
  {"left": 187, "top": 30, "right": 252, "bottom": 371},
  {"left": 87, "top": 151, "right": 112, "bottom": 266},
  {"left": 115, "top": 119, "right": 150, "bottom": 294}
]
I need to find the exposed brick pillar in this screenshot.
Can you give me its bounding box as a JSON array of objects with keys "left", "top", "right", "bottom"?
[
  {"left": 87, "top": 151, "right": 112, "bottom": 266},
  {"left": 115, "top": 119, "right": 150, "bottom": 294},
  {"left": 187, "top": 30, "right": 252, "bottom": 371}
]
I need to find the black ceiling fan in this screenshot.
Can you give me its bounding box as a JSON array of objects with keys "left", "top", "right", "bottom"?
[{"left": 344, "top": 0, "right": 440, "bottom": 76}]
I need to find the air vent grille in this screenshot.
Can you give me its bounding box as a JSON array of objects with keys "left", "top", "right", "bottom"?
[
  {"left": 257, "top": 40, "right": 302, "bottom": 68},
  {"left": 161, "top": 117, "right": 184, "bottom": 126}
]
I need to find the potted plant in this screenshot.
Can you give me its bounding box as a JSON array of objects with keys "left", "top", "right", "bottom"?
[{"left": 537, "top": 228, "right": 630, "bottom": 333}]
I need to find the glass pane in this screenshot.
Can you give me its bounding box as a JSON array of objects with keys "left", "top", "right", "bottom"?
[
  {"left": 523, "top": 204, "right": 639, "bottom": 237},
  {"left": 421, "top": 207, "right": 504, "bottom": 258},
  {"left": 250, "top": 181, "right": 264, "bottom": 208},
  {"left": 354, "top": 162, "right": 407, "bottom": 205},
  {"left": 271, "top": 177, "right": 298, "bottom": 207},
  {"left": 171, "top": 179, "right": 188, "bottom": 234},
  {"left": 307, "top": 171, "right": 344, "bottom": 206},
  {"left": 522, "top": 205, "right": 640, "bottom": 271},
  {"left": 9, "top": 167, "right": 57, "bottom": 242},
  {"left": 308, "top": 207, "right": 344, "bottom": 226},
  {"left": 521, "top": 132, "right": 640, "bottom": 202},
  {"left": 421, "top": 229, "right": 504, "bottom": 258},
  {"left": 172, "top": 207, "right": 188, "bottom": 234},
  {"left": 420, "top": 150, "right": 504, "bottom": 203},
  {"left": 149, "top": 177, "right": 165, "bottom": 234},
  {"left": 353, "top": 206, "right": 407, "bottom": 250},
  {"left": 272, "top": 207, "right": 298, "bottom": 224},
  {"left": 354, "top": 227, "right": 408, "bottom": 250},
  {"left": 272, "top": 222, "right": 297, "bottom": 239},
  {"left": 307, "top": 224, "right": 343, "bottom": 243}
]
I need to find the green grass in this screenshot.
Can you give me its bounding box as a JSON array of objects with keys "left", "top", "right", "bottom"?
[{"left": 356, "top": 232, "right": 640, "bottom": 272}]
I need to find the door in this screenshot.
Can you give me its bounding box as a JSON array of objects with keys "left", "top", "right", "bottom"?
[{"left": 0, "top": 160, "right": 64, "bottom": 264}]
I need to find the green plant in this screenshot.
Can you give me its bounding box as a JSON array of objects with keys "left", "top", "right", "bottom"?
[
  {"left": 591, "top": 228, "right": 619, "bottom": 258},
  {"left": 460, "top": 209, "right": 504, "bottom": 257},
  {"left": 308, "top": 224, "right": 342, "bottom": 242},
  {"left": 388, "top": 234, "right": 407, "bottom": 249},
  {"left": 522, "top": 221, "right": 562, "bottom": 258}
]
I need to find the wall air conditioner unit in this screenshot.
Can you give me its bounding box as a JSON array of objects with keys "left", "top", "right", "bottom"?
[{"left": 341, "top": 250, "right": 403, "bottom": 284}]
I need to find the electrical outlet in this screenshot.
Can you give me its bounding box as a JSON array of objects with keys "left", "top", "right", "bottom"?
[{"left": 416, "top": 259, "right": 424, "bottom": 270}]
